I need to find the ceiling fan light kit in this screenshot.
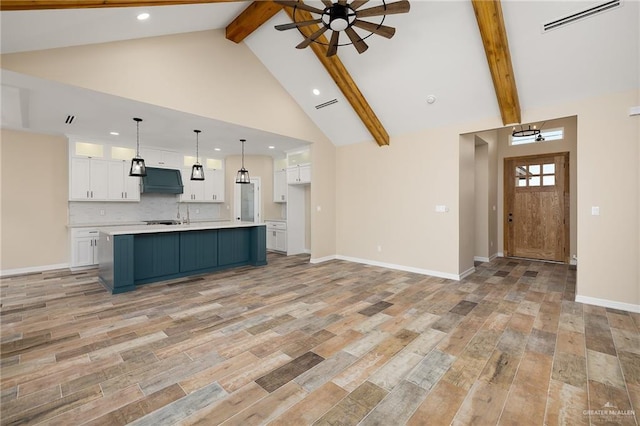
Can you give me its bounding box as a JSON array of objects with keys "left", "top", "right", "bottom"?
[{"left": 275, "top": 0, "right": 410, "bottom": 57}]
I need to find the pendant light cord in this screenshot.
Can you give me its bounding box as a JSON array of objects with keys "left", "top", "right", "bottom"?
[
  {"left": 134, "top": 117, "right": 142, "bottom": 157},
  {"left": 241, "top": 139, "right": 246, "bottom": 168}
]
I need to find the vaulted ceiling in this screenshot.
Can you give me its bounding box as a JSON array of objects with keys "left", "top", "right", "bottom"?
[{"left": 1, "top": 1, "right": 637, "bottom": 155}]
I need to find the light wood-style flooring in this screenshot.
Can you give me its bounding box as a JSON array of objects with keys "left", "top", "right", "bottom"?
[{"left": 1, "top": 254, "right": 639, "bottom": 425}]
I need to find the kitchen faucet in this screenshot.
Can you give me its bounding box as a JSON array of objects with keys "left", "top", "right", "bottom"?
[
  {"left": 186, "top": 205, "right": 190, "bottom": 224},
  {"left": 176, "top": 205, "right": 182, "bottom": 224}
]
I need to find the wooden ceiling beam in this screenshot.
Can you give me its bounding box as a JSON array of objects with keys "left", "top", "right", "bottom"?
[
  {"left": 282, "top": 8, "right": 389, "bottom": 146},
  {"left": 471, "top": 0, "right": 521, "bottom": 125},
  {"left": 0, "top": 0, "right": 242, "bottom": 11},
  {"left": 226, "top": 1, "right": 283, "bottom": 43}
]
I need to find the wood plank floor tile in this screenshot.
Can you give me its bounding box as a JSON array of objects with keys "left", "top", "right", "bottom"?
[
  {"left": 1, "top": 255, "right": 637, "bottom": 425},
  {"left": 268, "top": 381, "right": 348, "bottom": 426}
]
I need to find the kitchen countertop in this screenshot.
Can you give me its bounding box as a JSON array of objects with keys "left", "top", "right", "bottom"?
[
  {"left": 98, "top": 221, "right": 265, "bottom": 236},
  {"left": 68, "top": 219, "right": 230, "bottom": 228}
]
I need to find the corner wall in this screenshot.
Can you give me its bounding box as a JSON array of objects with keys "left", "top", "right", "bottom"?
[{"left": 1, "top": 129, "right": 69, "bottom": 273}]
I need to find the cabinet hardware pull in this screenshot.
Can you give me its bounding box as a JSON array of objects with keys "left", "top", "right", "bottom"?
[
  {"left": 86, "top": 190, "right": 89, "bottom": 198},
  {"left": 91, "top": 191, "right": 93, "bottom": 198}
]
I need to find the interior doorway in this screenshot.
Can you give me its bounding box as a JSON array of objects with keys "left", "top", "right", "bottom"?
[
  {"left": 234, "top": 177, "right": 261, "bottom": 223},
  {"left": 504, "top": 152, "right": 569, "bottom": 262}
]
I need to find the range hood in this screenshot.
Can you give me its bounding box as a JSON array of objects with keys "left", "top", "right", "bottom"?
[{"left": 140, "top": 167, "right": 184, "bottom": 194}]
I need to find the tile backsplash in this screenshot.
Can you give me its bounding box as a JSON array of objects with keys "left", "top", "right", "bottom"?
[{"left": 69, "top": 193, "right": 226, "bottom": 225}]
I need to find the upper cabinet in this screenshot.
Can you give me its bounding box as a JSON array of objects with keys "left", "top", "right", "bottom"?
[
  {"left": 180, "top": 156, "right": 225, "bottom": 203},
  {"left": 142, "top": 149, "right": 182, "bottom": 169},
  {"left": 69, "top": 157, "right": 109, "bottom": 200},
  {"left": 286, "top": 164, "right": 311, "bottom": 185},
  {"left": 108, "top": 160, "right": 140, "bottom": 201},
  {"left": 274, "top": 169, "right": 287, "bottom": 202},
  {"left": 285, "top": 148, "right": 311, "bottom": 185}
]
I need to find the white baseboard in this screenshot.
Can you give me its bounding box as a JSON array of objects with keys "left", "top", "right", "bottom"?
[
  {"left": 575, "top": 295, "right": 640, "bottom": 314},
  {"left": 0, "top": 263, "right": 69, "bottom": 278},
  {"left": 309, "top": 255, "right": 338, "bottom": 264},
  {"left": 474, "top": 256, "right": 490, "bottom": 263},
  {"left": 459, "top": 266, "right": 476, "bottom": 280},
  {"left": 334, "top": 255, "right": 463, "bottom": 281}
]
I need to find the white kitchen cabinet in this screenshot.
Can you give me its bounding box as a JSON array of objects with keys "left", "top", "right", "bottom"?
[
  {"left": 273, "top": 169, "right": 287, "bottom": 202},
  {"left": 107, "top": 160, "right": 140, "bottom": 201},
  {"left": 205, "top": 169, "right": 225, "bottom": 202},
  {"left": 71, "top": 228, "right": 99, "bottom": 268},
  {"left": 69, "top": 157, "right": 109, "bottom": 200},
  {"left": 181, "top": 168, "right": 205, "bottom": 201},
  {"left": 266, "top": 221, "right": 287, "bottom": 252},
  {"left": 181, "top": 167, "right": 224, "bottom": 202},
  {"left": 286, "top": 164, "right": 311, "bottom": 184},
  {"left": 143, "top": 149, "right": 182, "bottom": 169}
]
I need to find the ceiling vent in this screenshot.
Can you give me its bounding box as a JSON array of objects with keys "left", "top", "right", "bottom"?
[
  {"left": 315, "top": 99, "right": 338, "bottom": 110},
  {"left": 543, "top": 0, "right": 621, "bottom": 32},
  {"left": 65, "top": 115, "right": 75, "bottom": 124}
]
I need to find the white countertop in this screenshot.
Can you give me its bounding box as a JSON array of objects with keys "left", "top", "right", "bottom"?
[{"left": 98, "top": 221, "right": 265, "bottom": 236}]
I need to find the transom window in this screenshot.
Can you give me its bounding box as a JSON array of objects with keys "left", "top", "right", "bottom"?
[
  {"left": 515, "top": 162, "right": 556, "bottom": 187},
  {"left": 511, "top": 127, "right": 564, "bottom": 146}
]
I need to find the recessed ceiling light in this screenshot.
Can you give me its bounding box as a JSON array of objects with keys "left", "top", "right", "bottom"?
[
  {"left": 137, "top": 12, "right": 150, "bottom": 21},
  {"left": 268, "top": 146, "right": 275, "bottom": 149},
  {"left": 214, "top": 148, "right": 221, "bottom": 151},
  {"left": 426, "top": 95, "right": 437, "bottom": 104},
  {"left": 312, "top": 89, "right": 320, "bottom": 96},
  {"left": 110, "top": 131, "right": 119, "bottom": 136}
]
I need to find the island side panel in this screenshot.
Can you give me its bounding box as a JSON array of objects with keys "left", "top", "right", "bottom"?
[
  {"left": 251, "top": 225, "right": 267, "bottom": 266},
  {"left": 113, "top": 235, "right": 135, "bottom": 294},
  {"left": 180, "top": 230, "right": 218, "bottom": 273}
]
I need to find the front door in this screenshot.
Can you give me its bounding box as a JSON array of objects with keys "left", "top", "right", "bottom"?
[{"left": 504, "top": 152, "right": 569, "bottom": 262}]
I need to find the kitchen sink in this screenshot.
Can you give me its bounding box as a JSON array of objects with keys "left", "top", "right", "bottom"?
[{"left": 144, "top": 220, "right": 182, "bottom": 225}]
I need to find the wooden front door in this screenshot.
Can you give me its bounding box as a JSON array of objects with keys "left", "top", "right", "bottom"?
[{"left": 504, "top": 152, "right": 569, "bottom": 262}]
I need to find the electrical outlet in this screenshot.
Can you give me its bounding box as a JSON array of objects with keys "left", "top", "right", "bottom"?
[
  {"left": 99, "top": 209, "right": 105, "bottom": 216},
  {"left": 377, "top": 245, "right": 382, "bottom": 252},
  {"left": 195, "top": 208, "right": 200, "bottom": 214}
]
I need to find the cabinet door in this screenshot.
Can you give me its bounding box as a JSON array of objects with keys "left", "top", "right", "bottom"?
[
  {"left": 266, "top": 229, "right": 276, "bottom": 250},
  {"left": 298, "top": 164, "right": 311, "bottom": 184},
  {"left": 286, "top": 166, "right": 298, "bottom": 184},
  {"left": 89, "top": 159, "right": 109, "bottom": 200},
  {"left": 275, "top": 230, "right": 287, "bottom": 252},
  {"left": 123, "top": 167, "right": 141, "bottom": 201},
  {"left": 107, "top": 161, "right": 125, "bottom": 200},
  {"left": 205, "top": 169, "right": 225, "bottom": 202},
  {"left": 70, "top": 157, "right": 91, "bottom": 199},
  {"left": 73, "top": 237, "right": 95, "bottom": 267},
  {"left": 273, "top": 169, "right": 287, "bottom": 202}
]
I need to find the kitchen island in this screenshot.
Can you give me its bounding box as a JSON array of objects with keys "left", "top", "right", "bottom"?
[{"left": 98, "top": 221, "right": 267, "bottom": 293}]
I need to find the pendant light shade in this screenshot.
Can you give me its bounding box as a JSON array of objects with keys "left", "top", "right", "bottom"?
[
  {"left": 190, "top": 129, "right": 205, "bottom": 181},
  {"left": 235, "top": 138, "right": 250, "bottom": 184},
  {"left": 129, "top": 117, "right": 147, "bottom": 177}
]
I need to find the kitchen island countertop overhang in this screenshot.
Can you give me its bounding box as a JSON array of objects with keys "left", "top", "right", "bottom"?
[{"left": 98, "top": 221, "right": 267, "bottom": 294}]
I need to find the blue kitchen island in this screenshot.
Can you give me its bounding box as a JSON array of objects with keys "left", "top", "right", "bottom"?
[{"left": 98, "top": 221, "right": 267, "bottom": 293}]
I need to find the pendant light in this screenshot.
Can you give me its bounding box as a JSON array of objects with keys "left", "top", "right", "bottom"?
[
  {"left": 235, "top": 138, "right": 250, "bottom": 184},
  {"left": 129, "top": 117, "right": 147, "bottom": 177},
  {"left": 190, "top": 129, "right": 205, "bottom": 181}
]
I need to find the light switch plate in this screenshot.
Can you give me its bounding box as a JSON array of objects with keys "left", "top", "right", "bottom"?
[
  {"left": 591, "top": 206, "right": 600, "bottom": 216},
  {"left": 435, "top": 205, "right": 448, "bottom": 213}
]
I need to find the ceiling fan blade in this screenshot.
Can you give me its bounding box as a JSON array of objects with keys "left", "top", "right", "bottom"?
[
  {"left": 344, "top": 27, "right": 368, "bottom": 54},
  {"left": 349, "top": 0, "right": 370, "bottom": 10},
  {"left": 338, "top": 0, "right": 348, "bottom": 5},
  {"left": 356, "top": 0, "right": 410, "bottom": 18},
  {"left": 296, "top": 25, "right": 329, "bottom": 49},
  {"left": 352, "top": 19, "right": 396, "bottom": 38},
  {"left": 275, "top": 1, "right": 327, "bottom": 15},
  {"left": 327, "top": 30, "right": 340, "bottom": 56},
  {"left": 275, "top": 19, "right": 322, "bottom": 31},
  {"left": 321, "top": 0, "right": 333, "bottom": 6}
]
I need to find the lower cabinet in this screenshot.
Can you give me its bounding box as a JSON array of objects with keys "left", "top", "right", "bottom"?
[
  {"left": 71, "top": 228, "right": 99, "bottom": 268},
  {"left": 266, "top": 221, "right": 287, "bottom": 253}
]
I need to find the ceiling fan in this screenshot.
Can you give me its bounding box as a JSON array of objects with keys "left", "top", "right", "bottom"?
[{"left": 274, "top": 0, "right": 410, "bottom": 57}]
